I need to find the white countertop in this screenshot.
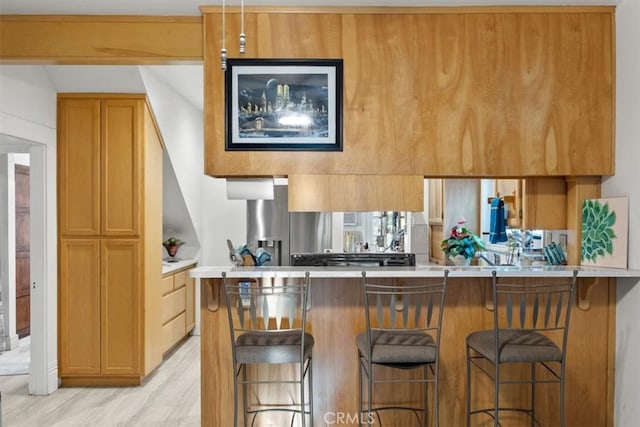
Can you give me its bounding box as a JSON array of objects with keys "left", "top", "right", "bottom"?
[
  {"left": 189, "top": 264, "right": 640, "bottom": 279},
  {"left": 162, "top": 258, "right": 198, "bottom": 276}
]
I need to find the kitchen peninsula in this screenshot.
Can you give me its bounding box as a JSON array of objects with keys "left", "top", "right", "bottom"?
[{"left": 192, "top": 264, "right": 639, "bottom": 426}]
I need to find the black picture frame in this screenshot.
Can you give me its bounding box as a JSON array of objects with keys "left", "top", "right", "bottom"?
[{"left": 225, "top": 58, "right": 343, "bottom": 151}]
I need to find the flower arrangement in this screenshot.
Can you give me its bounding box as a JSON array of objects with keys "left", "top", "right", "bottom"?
[{"left": 440, "top": 218, "right": 485, "bottom": 260}]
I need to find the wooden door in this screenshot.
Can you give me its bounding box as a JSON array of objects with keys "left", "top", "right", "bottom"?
[
  {"left": 101, "top": 100, "right": 141, "bottom": 237},
  {"left": 101, "top": 239, "right": 140, "bottom": 375},
  {"left": 15, "top": 164, "right": 30, "bottom": 338},
  {"left": 57, "top": 98, "right": 101, "bottom": 236},
  {"left": 58, "top": 239, "right": 101, "bottom": 375}
]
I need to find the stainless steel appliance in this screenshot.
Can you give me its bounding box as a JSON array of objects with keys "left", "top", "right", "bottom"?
[
  {"left": 246, "top": 185, "right": 333, "bottom": 266},
  {"left": 290, "top": 252, "right": 416, "bottom": 267}
]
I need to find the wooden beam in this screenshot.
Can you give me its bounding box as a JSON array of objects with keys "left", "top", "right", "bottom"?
[{"left": 0, "top": 15, "right": 203, "bottom": 64}]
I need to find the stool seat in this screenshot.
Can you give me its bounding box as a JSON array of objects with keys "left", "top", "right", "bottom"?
[
  {"left": 236, "top": 331, "right": 315, "bottom": 364},
  {"left": 356, "top": 330, "right": 436, "bottom": 366},
  {"left": 466, "top": 329, "right": 562, "bottom": 363}
]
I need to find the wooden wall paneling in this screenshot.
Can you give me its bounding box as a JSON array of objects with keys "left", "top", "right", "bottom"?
[
  {"left": 201, "top": 276, "right": 614, "bottom": 426},
  {"left": 143, "top": 102, "right": 164, "bottom": 375},
  {"left": 201, "top": 279, "right": 233, "bottom": 427},
  {"left": 1, "top": 10, "right": 615, "bottom": 177},
  {"left": 288, "top": 174, "right": 424, "bottom": 212},
  {"left": 566, "top": 177, "right": 601, "bottom": 265},
  {"left": 203, "top": 9, "right": 614, "bottom": 178},
  {"left": 0, "top": 15, "right": 203, "bottom": 64},
  {"left": 185, "top": 274, "right": 196, "bottom": 332}
]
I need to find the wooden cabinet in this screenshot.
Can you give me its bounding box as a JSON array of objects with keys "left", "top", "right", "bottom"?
[
  {"left": 493, "top": 178, "right": 567, "bottom": 230},
  {"left": 428, "top": 179, "right": 481, "bottom": 264},
  {"left": 203, "top": 10, "right": 614, "bottom": 178},
  {"left": 161, "top": 267, "right": 196, "bottom": 354},
  {"left": 185, "top": 273, "right": 196, "bottom": 332},
  {"left": 57, "top": 94, "right": 163, "bottom": 386},
  {"left": 428, "top": 179, "right": 444, "bottom": 264}
]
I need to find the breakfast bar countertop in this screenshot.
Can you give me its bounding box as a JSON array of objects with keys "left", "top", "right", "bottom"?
[{"left": 189, "top": 264, "right": 640, "bottom": 279}]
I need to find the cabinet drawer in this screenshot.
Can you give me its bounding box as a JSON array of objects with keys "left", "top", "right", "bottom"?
[
  {"left": 161, "top": 275, "right": 174, "bottom": 295},
  {"left": 162, "top": 312, "right": 186, "bottom": 353},
  {"left": 162, "top": 287, "right": 186, "bottom": 324},
  {"left": 173, "top": 270, "right": 186, "bottom": 289}
]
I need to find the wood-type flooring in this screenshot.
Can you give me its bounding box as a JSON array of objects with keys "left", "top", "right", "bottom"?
[{"left": 0, "top": 336, "right": 200, "bottom": 427}]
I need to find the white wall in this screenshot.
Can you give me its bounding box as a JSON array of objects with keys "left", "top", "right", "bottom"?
[
  {"left": 611, "top": 0, "right": 640, "bottom": 424},
  {"left": 0, "top": 65, "right": 59, "bottom": 395},
  {"left": 135, "top": 66, "right": 247, "bottom": 268},
  {"left": 139, "top": 67, "right": 203, "bottom": 259}
]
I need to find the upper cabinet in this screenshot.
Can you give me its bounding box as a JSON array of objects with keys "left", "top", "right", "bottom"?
[
  {"left": 493, "top": 178, "right": 567, "bottom": 230},
  {"left": 202, "top": 9, "right": 614, "bottom": 178},
  {"left": 58, "top": 97, "right": 142, "bottom": 237}
]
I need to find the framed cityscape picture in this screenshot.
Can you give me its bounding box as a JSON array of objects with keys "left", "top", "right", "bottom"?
[{"left": 225, "top": 58, "right": 343, "bottom": 151}]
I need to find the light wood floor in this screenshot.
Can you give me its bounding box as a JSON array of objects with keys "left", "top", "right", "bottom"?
[{"left": 0, "top": 336, "right": 200, "bottom": 427}]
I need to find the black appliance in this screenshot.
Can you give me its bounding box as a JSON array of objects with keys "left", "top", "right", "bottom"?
[{"left": 291, "top": 252, "right": 415, "bottom": 267}]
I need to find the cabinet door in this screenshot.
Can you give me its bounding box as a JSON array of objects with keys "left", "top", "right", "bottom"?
[
  {"left": 428, "top": 179, "right": 445, "bottom": 263},
  {"left": 59, "top": 239, "right": 101, "bottom": 375},
  {"left": 57, "top": 98, "right": 101, "bottom": 236},
  {"left": 522, "top": 178, "right": 567, "bottom": 229},
  {"left": 185, "top": 273, "right": 195, "bottom": 332},
  {"left": 101, "top": 99, "right": 142, "bottom": 236},
  {"left": 428, "top": 179, "right": 443, "bottom": 224},
  {"left": 101, "top": 239, "right": 141, "bottom": 375},
  {"left": 494, "top": 179, "right": 522, "bottom": 228}
]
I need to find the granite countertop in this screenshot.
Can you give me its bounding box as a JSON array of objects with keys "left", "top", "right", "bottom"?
[
  {"left": 189, "top": 264, "right": 640, "bottom": 279},
  {"left": 162, "top": 258, "right": 198, "bottom": 276}
]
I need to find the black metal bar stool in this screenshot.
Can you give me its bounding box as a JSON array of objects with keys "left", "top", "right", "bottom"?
[
  {"left": 222, "top": 271, "right": 314, "bottom": 427},
  {"left": 357, "top": 270, "right": 449, "bottom": 426},
  {"left": 466, "top": 270, "right": 578, "bottom": 426}
]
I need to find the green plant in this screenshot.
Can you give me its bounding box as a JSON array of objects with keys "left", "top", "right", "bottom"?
[
  {"left": 581, "top": 199, "right": 616, "bottom": 263},
  {"left": 163, "top": 236, "right": 183, "bottom": 246},
  {"left": 441, "top": 219, "right": 485, "bottom": 259}
]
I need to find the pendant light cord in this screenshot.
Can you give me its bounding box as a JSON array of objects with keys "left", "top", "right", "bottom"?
[
  {"left": 239, "top": 0, "right": 246, "bottom": 54},
  {"left": 220, "top": 0, "right": 227, "bottom": 70}
]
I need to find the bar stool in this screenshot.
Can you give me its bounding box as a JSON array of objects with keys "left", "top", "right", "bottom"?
[
  {"left": 466, "top": 270, "right": 578, "bottom": 426},
  {"left": 222, "top": 271, "right": 314, "bottom": 427},
  {"left": 356, "top": 270, "right": 449, "bottom": 426}
]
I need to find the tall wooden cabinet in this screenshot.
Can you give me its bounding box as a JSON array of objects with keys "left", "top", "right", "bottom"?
[{"left": 57, "top": 94, "right": 164, "bottom": 386}]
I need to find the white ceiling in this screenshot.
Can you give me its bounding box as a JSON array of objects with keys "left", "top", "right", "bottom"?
[{"left": 0, "top": 0, "right": 622, "bottom": 16}]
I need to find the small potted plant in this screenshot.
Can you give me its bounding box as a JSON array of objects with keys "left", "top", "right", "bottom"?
[
  {"left": 440, "top": 218, "right": 485, "bottom": 266},
  {"left": 163, "top": 236, "right": 185, "bottom": 261}
]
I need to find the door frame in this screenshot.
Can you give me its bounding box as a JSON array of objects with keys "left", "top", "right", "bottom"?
[{"left": 1, "top": 129, "right": 57, "bottom": 395}]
